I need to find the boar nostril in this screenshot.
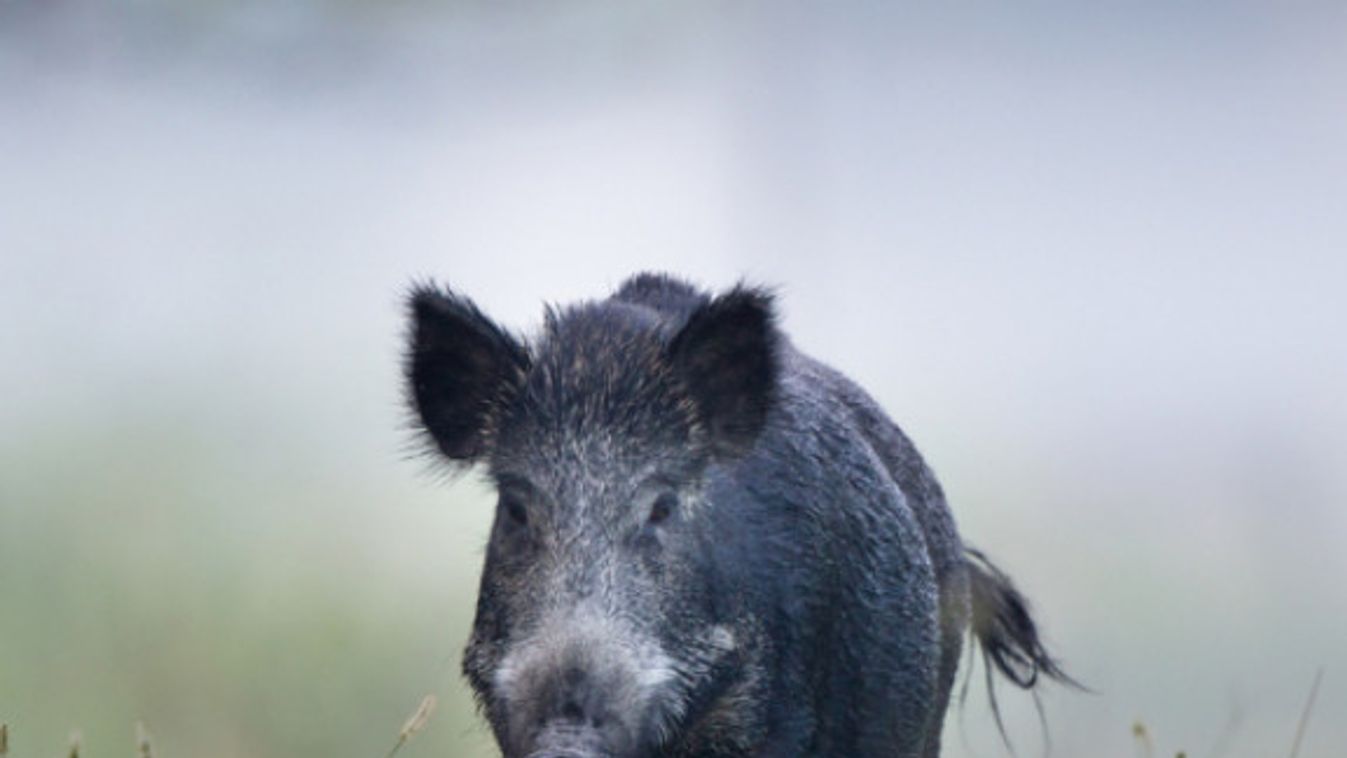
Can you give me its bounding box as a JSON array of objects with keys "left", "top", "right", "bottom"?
[{"left": 559, "top": 699, "right": 584, "bottom": 723}]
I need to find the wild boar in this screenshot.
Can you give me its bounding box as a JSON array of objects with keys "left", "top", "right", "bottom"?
[{"left": 403, "top": 272, "right": 1071, "bottom": 758}]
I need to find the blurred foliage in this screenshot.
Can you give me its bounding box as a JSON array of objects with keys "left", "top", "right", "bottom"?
[{"left": 0, "top": 421, "right": 496, "bottom": 757}]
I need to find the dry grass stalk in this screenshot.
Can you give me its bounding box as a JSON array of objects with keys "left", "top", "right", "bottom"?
[
  {"left": 1132, "top": 720, "right": 1155, "bottom": 758},
  {"left": 136, "top": 721, "right": 155, "bottom": 758},
  {"left": 1288, "top": 667, "right": 1325, "bottom": 758},
  {"left": 385, "top": 694, "right": 437, "bottom": 758}
]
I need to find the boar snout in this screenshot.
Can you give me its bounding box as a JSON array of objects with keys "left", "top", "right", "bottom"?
[
  {"left": 535, "top": 664, "right": 619, "bottom": 732},
  {"left": 498, "top": 619, "right": 670, "bottom": 758},
  {"left": 524, "top": 727, "right": 608, "bottom": 758},
  {"left": 510, "top": 689, "right": 626, "bottom": 758}
]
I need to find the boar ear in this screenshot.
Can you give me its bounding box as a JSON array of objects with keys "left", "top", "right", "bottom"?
[
  {"left": 405, "top": 284, "right": 530, "bottom": 463},
  {"left": 667, "top": 286, "right": 779, "bottom": 456}
]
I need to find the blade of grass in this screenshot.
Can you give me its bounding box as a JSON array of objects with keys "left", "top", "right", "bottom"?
[
  {"left": 385, "top": 694, "right": 437, "bottom": 758},
  {"left": 1132, "top": 721, "right": 1155, "bottom": 758},
  {"left": 137, "top": 721, "right": 155, "bottom": 758},
  {"left": 1288, "top": 667, "right": 1325, "bottom": 758}
]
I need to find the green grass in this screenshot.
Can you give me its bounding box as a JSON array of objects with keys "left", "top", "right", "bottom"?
[{"left": 0, "top": 419, "right": 1336, "bottom": 757}]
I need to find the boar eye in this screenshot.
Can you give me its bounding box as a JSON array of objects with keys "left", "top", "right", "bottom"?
[
  {"left": 501, "top": 495, "right": 528, "bottom": 527},
  {"left": 647, "top": 492, "right": 677, "bottom": 525}
]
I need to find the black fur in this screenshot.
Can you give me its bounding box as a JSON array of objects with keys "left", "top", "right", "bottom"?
[
  {"left": 612, "top": 272, "right": 709, "bottom": 321},
  {"left": 966, "top": 549, "right": 1073, "bottom": 690},
  {"left": 401, "top": 273, "right": 1073, "bottom": 758},
  {"left": 963, "top": 549, "right": 1080, "bottom": 749},
  {"left": 405, "top": 284, "right": 530, "bottom": 462},
  {"left": 666, "top": 287, "right": 779, "bottom": 457}
]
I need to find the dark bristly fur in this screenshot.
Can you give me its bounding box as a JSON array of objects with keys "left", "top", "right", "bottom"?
[
  {"left": 666, "top": 286, "right": 779, "bottom": 457},
  {"left": 963, "top": 549, "right": 1081, "bottom": 751},
  {"left": 966, "top": 549, "right": 1073, "bottom": 690},
  {"left": 401, "top": 272, "right": 1074, "bottom": 758},
  {"left": 405, "top": 283, "right": 531, "bottom": 464}
]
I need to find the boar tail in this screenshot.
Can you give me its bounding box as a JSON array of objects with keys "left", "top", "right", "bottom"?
[{"left": 963, "top": 548, "right": 1082, "bottom": 749}]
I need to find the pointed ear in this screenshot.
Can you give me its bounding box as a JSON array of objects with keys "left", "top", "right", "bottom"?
[
  {"left": 667, "top": 286, "right": 779, "bottom": 457},
  {"left": 405, "top": 285, "right": 530, "bottom": 463}
]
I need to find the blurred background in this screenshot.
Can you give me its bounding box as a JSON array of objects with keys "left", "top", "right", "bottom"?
[{"left": 2, "top": 1, "right": 1344, "bottom": 756}]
